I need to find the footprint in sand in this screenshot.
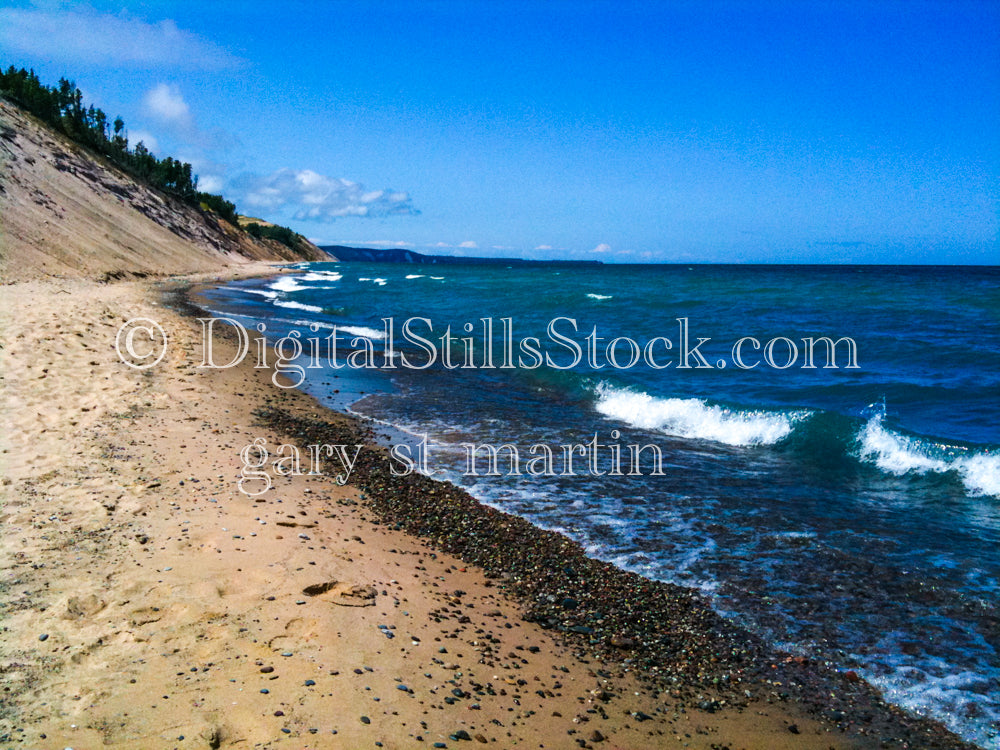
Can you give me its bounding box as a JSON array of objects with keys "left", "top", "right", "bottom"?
[
  {"left": 65, "top": 593, "right": 106, "bottom": 619},
  {"left": 302, "top": 581, "right": 377, "bottom": 607}
]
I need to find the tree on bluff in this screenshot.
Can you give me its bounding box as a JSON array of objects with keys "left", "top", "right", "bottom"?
[
  {"left": 244, "top": 222, "right": 302, "bottom": 251},
  {"left": 2, "top": 67, "right": 219, "bottom": 213}
]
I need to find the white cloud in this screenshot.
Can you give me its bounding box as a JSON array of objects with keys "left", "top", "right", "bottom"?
[
  {"left": 459, "top": 240, "right": 478, "bottom": 249},
  {"left": 197, "top": 174, "right": 224, "bottom": 193},
  {"left": 128, "top": 129, "right": 159, "bottom": 153},
  {"left": 592, "top": 243, "right": 612, "bottom": 253},
  {"left": 0, "top": 7, "right": 241, "bottom": 69},
  {"left": 143, "top": 84, "right": 192, "bottom": 130},
  {"left": 234, "top": 169, "right": 418, "bottom": 221},
  {"left": 535, "top": 244, "right": 553, "bottom": 251}
]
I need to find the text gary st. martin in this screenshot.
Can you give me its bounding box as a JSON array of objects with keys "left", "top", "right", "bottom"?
[{"left": 237, "top": 430, "right": 669, "bottom": 496}]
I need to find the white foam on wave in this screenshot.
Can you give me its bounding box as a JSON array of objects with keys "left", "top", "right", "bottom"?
[
  {"left": 357, "top": 277, "right": 388, "bottom": 286},
  {"left": 273, "top": 300, "right": 323, "bottom": 313},
  {"left": 858, "top": 416, "right": 1000, "bottom": 498},
  {"left": 770, "top": 530, "right": 818, "bottom": 541},
  {"left": 339, "top": 325, "right": 387, "bottom": 340},
  {"left": 287, "top": 320, "right": 386, "bottom": 340},
  {"left": 242, "top": 288, "right": 278, "bottom": 299},
  {"left": 858, "top": 417, "right": 949, "bottom": 474},
  {"left": 298, "top": 271, "right": 343, "bottom": 282},
  {"left": 594, "top": 383, "right": 803, "bottom": 447},
  {"left": 269, "top": 276, "right": 306, "bottom": 292},
  {"left": 587, "top": 293, "right": 613, "bottom": 300},
  {"left": 960, "top": 453, "right": 1000, "bottom": 497},
  {"left": 855, "top": 647, "right": 1000, "bottom": 749},
  {"left": 405, "top": 274, "right": 424, "bottom": 279}
]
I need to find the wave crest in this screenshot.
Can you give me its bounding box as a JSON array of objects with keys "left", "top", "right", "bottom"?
[
  {"left": 298, "top": 271, "right": 343, "bottom": 282},
  {"left": 858, "top": 415, "right": 999, "bottom": 497},
  {"left": 273, "top": 300, "right": 323, "bottom": 313},
  {"left": 593, "top": 383, "right": 804, "bottom": 446},
  {"left": 269, "top": 276, "right": 305, "bottom": 292}
]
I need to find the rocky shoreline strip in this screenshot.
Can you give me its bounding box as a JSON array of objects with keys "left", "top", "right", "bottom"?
[{"left": 248, "top": 402, "right": 977, "bottom": 750}]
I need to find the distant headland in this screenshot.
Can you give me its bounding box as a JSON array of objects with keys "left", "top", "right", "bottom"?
[{"left": 321, "top": 245, "right": 602, "bottom": 266}]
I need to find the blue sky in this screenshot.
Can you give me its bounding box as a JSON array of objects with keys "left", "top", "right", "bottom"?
[{"left": 1, "top": 1, "right": 997, "bottom": 263}]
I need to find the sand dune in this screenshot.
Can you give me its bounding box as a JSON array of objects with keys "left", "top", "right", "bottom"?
[{"left": 0, "top": 99, "right": 324, "bottom": 284}]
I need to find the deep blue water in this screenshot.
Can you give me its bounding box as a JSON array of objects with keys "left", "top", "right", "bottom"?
[{"left": 202, "top": 262, "right": 1000, "bottom": 747}]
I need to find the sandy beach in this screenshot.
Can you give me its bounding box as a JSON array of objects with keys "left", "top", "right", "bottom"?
[{"left": 0, "top": 270, "right": 864, "bottom": 749}]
